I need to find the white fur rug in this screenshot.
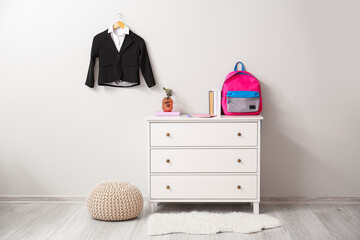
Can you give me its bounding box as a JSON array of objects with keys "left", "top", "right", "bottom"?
[{"left": 148, "top": 211, "right": 282, "bottom": 235}]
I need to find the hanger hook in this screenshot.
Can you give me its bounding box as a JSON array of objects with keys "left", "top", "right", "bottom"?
[{"left": 115, "top": 13, "right": 125, "bottom": 22}]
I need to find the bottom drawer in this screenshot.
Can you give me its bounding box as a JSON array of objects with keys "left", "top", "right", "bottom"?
[{"left": 150, "top": 175, "right": 257, "bottom": 199}]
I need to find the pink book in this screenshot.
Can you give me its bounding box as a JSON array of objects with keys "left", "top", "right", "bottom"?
[{"left": 155, "top": 111, "right": 180, "bottom": 116}]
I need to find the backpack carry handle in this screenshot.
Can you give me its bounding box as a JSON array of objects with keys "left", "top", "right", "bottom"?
[{"left": 234, "top": 61, "right": 245, "bottom": 71}]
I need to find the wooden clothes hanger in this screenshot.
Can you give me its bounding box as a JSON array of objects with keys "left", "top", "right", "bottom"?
[{"left": 113, "top": 13, "right": 125, "bottom": 29}]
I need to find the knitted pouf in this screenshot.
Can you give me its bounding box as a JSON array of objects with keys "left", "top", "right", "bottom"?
[{"left": 87, "top": 181, "right": 143, "bottom": 221}]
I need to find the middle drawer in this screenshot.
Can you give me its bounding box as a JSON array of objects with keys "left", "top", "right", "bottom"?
[{"left": 150, "top": 148, "right": 257, "bottom": 173}]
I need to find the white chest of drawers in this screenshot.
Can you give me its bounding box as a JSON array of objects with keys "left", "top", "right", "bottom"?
[{"left": 146, "top": 115, "right": 263, "bottom": 214}]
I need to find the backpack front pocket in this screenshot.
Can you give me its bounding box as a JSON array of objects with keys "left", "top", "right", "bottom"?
[{"left": 226, "top": 91, "right": 260, "bottom": 113}]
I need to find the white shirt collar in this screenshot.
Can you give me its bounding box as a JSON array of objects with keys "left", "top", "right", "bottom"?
[{"left": 108, "top": 25, "right": 129, "bottom": 36}]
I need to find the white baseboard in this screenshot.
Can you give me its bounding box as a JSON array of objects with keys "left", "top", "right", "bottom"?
[
  {"left": 0, "top": 195, "right": 359, "bottom": 204},
  {"left": 261, "top": 197, "right": 360, "bottom": 204},
  {"left": 0, "top": 195, "right": 88, "bottom": 203}
]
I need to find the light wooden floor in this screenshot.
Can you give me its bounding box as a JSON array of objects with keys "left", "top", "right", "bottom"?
[{"left": 1, "top": 202, "right": 360, "bottom": 240}]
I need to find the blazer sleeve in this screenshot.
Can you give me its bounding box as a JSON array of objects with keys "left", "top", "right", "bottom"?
[
  {"left": 138, "top": 39, "right": 156, "bottom": 88},
  {"left": 85, "top": 36, "right": 99, "bottom": 88}
]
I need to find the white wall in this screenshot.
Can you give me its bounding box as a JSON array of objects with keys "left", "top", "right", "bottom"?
[{"left": 1, "top": 0, "right": 359, "bottom": 197}]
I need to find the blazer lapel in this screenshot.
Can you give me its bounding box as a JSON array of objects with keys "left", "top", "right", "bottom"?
[
  {"left": 103, "top": 33, "right": 119, "bottom": 53},
  {"left": 120, "top": 34, "right": 133, "bottom": 53}
]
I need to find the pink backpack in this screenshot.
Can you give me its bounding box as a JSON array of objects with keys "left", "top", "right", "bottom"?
[{"left": 221, "top": 62, "right": 262, "bottom": 115}]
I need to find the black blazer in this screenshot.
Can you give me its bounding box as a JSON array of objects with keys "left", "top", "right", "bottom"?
[{"left": 86, "top": 30, "right": 156, "bottom": 88}]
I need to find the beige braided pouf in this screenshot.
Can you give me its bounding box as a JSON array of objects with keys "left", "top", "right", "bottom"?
[{"left": 87, "top": 181, "right": 143, "bottom": 221}]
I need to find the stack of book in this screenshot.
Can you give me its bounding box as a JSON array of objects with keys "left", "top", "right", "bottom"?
[
  {"left": 155, "top": 111, "right": 180, "bottom": 116},
  {"left": 209, "top": 90, "right": 222, "bottom": 117}
]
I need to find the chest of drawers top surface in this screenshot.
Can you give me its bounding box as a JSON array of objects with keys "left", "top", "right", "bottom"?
[{"left": 146, "top": 115, "right": 263, "bottom": 122}]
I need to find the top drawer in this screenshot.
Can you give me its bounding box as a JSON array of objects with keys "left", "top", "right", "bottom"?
[{"left": 150, "top": 122, "right": 258, "bottom": 147}]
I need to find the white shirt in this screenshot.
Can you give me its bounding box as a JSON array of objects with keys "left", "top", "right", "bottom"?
[
  {"left": 108, "top": 25, "right": 129, "bottom": 51},
  {"left": 106, "top": 25, "right": 136, "bottom": 87}
]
